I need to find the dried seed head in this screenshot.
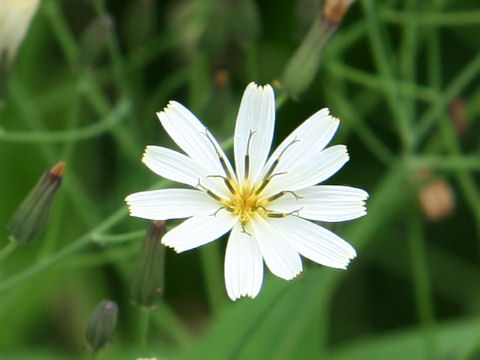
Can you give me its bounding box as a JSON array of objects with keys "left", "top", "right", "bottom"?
[
  {"left": 130, "top": 221, "right": 166, "bottom": 310},
  {"left": 7, "top": 161, "right": 66, "bottom": 244},
  {"left": 86, "top": 300, "right": 118, "bottom": 353}
]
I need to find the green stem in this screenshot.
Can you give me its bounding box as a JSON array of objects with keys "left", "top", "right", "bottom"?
[
  {"left": 0, "top": 99, "right": 130, "bottom": 143},
  {"left": 408, "top": 155, "right": 480, "bottom": 171},
  {"left": 382, "top": 9, "right": 480, "bottom": 27},
  {"left": 0, "top": 207, "right": 127, "bottom": 294},
  {"left": 200, "top": 245, "right": 227, "bottom": 314},
  {"left": 362, "top": 0, "right": 413, "bottom": 149},
  {"left": 9, "top": 77, "right": 100, "bottom": 227},
  {"left": 413, "top": 51, "right": 480, "bottom": 150},
  {"left": 92, "top": 230, "right": 145, "bottom": 245},
  {"left": 0, "top": 242, "right": 18, "bottom": 265},
  {"left": 327, "top": 62, "right": 437, "bottom": 103},
  {"left": 139, "top": 310, "right": 151, "bottom": 351},
  {"left": 153, "top": 302, "right": 193, "bottom": 349},
  {"left": 408, "top": 212, "right": 438, "bottom": 359}
]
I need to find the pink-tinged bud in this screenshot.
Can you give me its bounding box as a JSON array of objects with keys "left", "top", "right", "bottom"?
[{"left": 8, "top": 161, "right": 66, "bottom": 244}]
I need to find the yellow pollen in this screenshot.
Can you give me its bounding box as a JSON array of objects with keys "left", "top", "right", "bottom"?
[{"left": 225, "top": 182, "right": 267, "bottom": 227}]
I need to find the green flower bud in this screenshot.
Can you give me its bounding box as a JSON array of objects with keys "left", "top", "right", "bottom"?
[
  {"left": 281, "top": 0, "right": 356, "bottom": 98},
  {"left": 80, "top": 15, "right": 113, "bottom": 68},
  {"left": 86, "top": 300, "right": 118, "bottom": 353},
  {"left": 280, "top": 18, "right": 335, "bottom": 98},
  {"left": 130, "top": 221, "right": 166, "bottom": 310},
  {"left": 7, "top": 161, "right": 65, "bottom": 245}
]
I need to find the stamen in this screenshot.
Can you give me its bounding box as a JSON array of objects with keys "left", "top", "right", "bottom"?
[
  {"left": 266, "top": 207, "right": 303, "bottom": 218},
  {"left": 240, "top": 224, "right": 252, "bottom": 236},
  {"left": 203, "top": 130, "right": 234, "bottom": 180},
  {"left": 266, "top": 190, "right": 303, "bottom": 202},
  {"left": 207, "top": 175, "right": 235, "bottom": 194},
  {"left": 212, "top": 207, "right": 228, "bottom": 216},
  {"left": 244, "top": 130, "right": 256, "bottom": 180},
  {"left": 261, "top": 138, "right": 299, "bottom": 181},
  {"left": 255, "top": 171, "right": 287, "bottom": 195},
  {"left": 196, "top": 179, "right": 224, "bottom": 202}
]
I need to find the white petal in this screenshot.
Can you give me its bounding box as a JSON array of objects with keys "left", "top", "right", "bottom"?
[
  {"left": 234, "top": 83, "right": 275, "bottom": 183},
  {"left": 261, "top": 108, "right": 339, "bottom": 181},
  {"left": 250, "top": 215, "right": 302, "bottom": 280},
  {"left": 162, "top": 211, "right": 237, "bottom": 253},
  {"left": 125, "top": 188, "right": 221, "bottom": 221},
  {"left": 268, "top": 216, "right": 356, "bottom": 269},
  {"left": 142, "top": 146, "right": 230, "bottom": 198},
  {"left": 268, "top": 185, "right": 369, "bottom": 222},
  {"left": 224, "top": 224, "right": 264, "bottom": 300},
  {"left": 157, "top": 101, "right": 235, "bottom": 181},
  {"left": 263, "top": 145, "right": 349, "bottom": 196}
]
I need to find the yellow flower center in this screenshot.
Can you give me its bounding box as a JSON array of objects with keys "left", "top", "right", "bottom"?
[{"left": 224, "top": 182, "right": 268, "bottom": 228}]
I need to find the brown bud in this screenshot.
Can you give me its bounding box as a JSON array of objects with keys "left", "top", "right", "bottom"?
[
  {"left": 323, "top": 0, "right": 356, "bottom": 24},
  {"left": 418, "top": 180, "right": 455, "bottom": 221}
]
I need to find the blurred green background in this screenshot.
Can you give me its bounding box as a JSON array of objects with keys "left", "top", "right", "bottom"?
[{"left": 0, "top": 0, "right": 479, "bottom": 359}]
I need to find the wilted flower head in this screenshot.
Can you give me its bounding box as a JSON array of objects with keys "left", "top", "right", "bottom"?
[{"left": 126, "top": 82, "right": 368, "bottom": 300}]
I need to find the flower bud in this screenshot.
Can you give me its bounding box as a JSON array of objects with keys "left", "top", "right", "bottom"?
[
  {"left": 323, "top": 0, "right": 356, "bottom": 25},
  {"left": 418, "top": 179, "right": 455, "bottom": 221},
  {"left": 130, "top": 221, "right": 166, "bottom": 310},
  {"left": 7, "top": 161, "right": 65, "bottom": 245},
  {"left": 80, "top": 15, "right": 114, "bottom": 68},
  {"left": 280, "top": 0, "right": 356, "bottom": 97},
  {"left": 86, "top": 300, "right": 118, "bottom": 353},
  {"left": 280, "top": 18, "right": 335, "bottom": 98}
]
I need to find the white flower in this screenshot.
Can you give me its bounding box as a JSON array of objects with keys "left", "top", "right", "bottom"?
[
  {"left": 126, "top": 82, "right": 368, "bottom": 301},
  {"left": 0, "top": 0, "right": 40, "bottom": 67}
]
